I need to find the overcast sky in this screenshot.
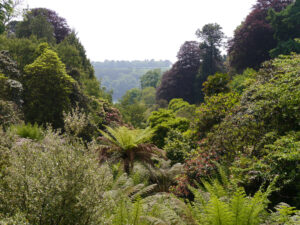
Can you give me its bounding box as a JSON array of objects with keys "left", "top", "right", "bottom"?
[{"left": 24, "top": 0, "right": 256, "bottom": 62}]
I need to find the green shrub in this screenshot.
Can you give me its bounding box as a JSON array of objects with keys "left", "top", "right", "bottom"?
[
  {"left": 195, "top": 92, "right": 240, "bottom": 137},
  {"left": 164, "top": 130, "right": 193, "bottom": 165},
  {"left": 229, "top": 68, "right": 256, "bottom": 94},
  {"left": 0, "top": 128, "right": 113, "bottom": 224},
  {"left": 23, "top": 47, "right": 75, "bottom": 128},
  {"left": 266, "top": 203, "right": 300, "bottom": 224},
  {"left": 197, "top": 54, "right": 300, "bottom": 207},
  {"left": 168, "top": 98, "right": 196, "bottom": 121},
  {"left": 202, "top": 72, "right": 231, "bottom": 96},
  {"left": 10, "top": 123, "right": 44, "bottom": 141},
  {"left": 148, "top": 108, "right": 190, "bottom": 148},
  {"left": 0, "top": 212, "right": 29, "bottom": 225}
]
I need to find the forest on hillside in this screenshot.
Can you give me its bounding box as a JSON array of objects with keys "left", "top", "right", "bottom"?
[
  {"left": 93, "top": 60, "right": 171, "bottom": 101},
  {"left": 0, "top": 0, "right": 300, "bottom": 224}
]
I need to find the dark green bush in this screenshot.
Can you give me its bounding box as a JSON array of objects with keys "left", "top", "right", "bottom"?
[{"left": 164, "top": 130, "right": 193, "bottom": 165}]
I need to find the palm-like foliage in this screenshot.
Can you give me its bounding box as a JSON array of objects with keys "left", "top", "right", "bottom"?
[{"left": 99, "top": 126, "right": 165, "bottom": 173}]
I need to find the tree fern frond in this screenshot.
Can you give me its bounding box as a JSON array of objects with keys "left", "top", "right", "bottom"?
[
  {"left": 131, "top": 184, "right": 157, "bottom": 200},
  {"left": 140, "top": 215, "right": 169, "bottom": 225}
]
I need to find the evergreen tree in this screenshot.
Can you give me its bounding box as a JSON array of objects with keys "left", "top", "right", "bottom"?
[{"left": 23, "top": 46, "right": 74, "bottom": 128}]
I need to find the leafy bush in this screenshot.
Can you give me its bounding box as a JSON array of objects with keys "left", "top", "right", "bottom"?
[
  {"left": 0, "top": 128, "right": 14, "bottom": 181},
  {"left": 229, "top": 68, "right": 256, "bottom": 94},
  {"left": 231, "top": 131, "right": 300, "bottom": 208},
  {"left": 10, "top": 123, "right": 44, "bottom": 141},
  {"left": 148, "top": 108, "right": 190, "bottom": 148},
  {"left": 164, "top": 130, "right": 193, "bottom": 165},
  {"left": 0, "top": 212, "right": 29, "bottom": 225},
  {"left": 63, "top": 106, "right": 89, "bottom": 137},
  {"left": 195, "top": 92, "right": 240, "bottom": 137},
  {"left": 202, "top": 72, "right": 230, "bottom": 96},
  {"left": 266, "top": 202, "right": 300, "bottom": 224},
  {"left": 0, "top": 128, "right": 113, "bottom": 224},
  {"left": 168, "top": 98, "right": 196, "bottom": 120}
]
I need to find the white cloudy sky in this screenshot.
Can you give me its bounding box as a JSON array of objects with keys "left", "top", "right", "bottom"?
[{"left": 23, "top": 0, "right": 256, "bottom": 62}]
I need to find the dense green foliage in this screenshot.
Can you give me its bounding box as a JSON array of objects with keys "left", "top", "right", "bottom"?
[
  {"left": 202, "top": 73, "right": 230, "bottom": 96},
  {"left": 148, "top": 108, "right": 190, "bottom": 148},
  {"left": 268, "top": 0, "right": 300, "bottom": 57},
  {"left": 0, "top": 1, "right": 300, "bottom": 223},
  {"left": 0, "top": 0, "right": 14, "bottom": 34},
  {"left": 23, "top": 46, "right": 74, "bottom": 128},
  {"left": 140, "top": 69, "right": 162, "bottom": 89},
  {"left": 16, "top": 8, "right": 70, "bottom": 43}
]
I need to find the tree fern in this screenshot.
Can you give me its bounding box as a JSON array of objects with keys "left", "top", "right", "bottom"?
[{"left": 98, "top": 126, "right": 164, "bottom": 174}]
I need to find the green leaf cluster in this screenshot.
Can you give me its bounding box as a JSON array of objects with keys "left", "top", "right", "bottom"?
[{"left": 148, "top": 108, "right": 190, "bottom": 148}]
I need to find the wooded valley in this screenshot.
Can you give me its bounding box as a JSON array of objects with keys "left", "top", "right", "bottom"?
[{"left": 0, "top": 0, "right": 299, "bottom": 224}]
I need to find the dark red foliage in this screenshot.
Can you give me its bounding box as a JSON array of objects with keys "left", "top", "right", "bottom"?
[
  {"left": 170, "top": 149, "right": 221, "bottom": 198},
  {"left": 30, "top": 8, "right": 71, "bottom": 43},
  {"left": 156, "top": 41, "right": 201, "bottom": 103},
  {"left": 228, "top": 0, "right": 293, "bottom": 72},
  {"left": 103, "top": 104, "right": 124, "bottom": 127},
  {"left": 170, "top": 174, "right": 191, "bottom": 198}
]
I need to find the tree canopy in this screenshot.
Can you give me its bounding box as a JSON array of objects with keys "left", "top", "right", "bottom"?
[
  {"left": 23, "top": 45, "right": 75, "bottom": 128},
  {"left": 228, "top": 0, "right": 293, "bottom": 72}
]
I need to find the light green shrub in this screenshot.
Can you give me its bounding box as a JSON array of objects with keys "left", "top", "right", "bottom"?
[{"left": 10, "top": 123, "right": 44, "bottom": 141}]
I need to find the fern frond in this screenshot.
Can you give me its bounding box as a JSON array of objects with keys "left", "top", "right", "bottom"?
[
  {"left": 131, "top": 184, "right": 157, "bottom": 200},
  {"left": 206, "top": 196, "right": 233, "bottom": 225},
  {"left": 230, "top": 188, "right": 247, "bottom": 225},
  {"left": 243, "top": 191, "right": 266, "bottom": 225}
]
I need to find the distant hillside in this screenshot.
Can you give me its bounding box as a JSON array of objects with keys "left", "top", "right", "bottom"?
[{"left": 92, "top": 60, "right": 172, "bottom": 101}]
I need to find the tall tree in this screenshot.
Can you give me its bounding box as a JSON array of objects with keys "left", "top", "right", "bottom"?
[
  {"left": 0, "top": 50, "right": 22, "bottom": 105},
  {"left": 195, "top": 23, "right": 225, "bottom": 102},
  {"left": 268, "top": 0, "right": 300, "bottom": 57},
  {"left": 156, "top": 41, "right": 201, "bottom": 103},
  {"left": 140, "top": 69, "right": 162, "bottom": 89},
  {"left": 23, "top": 45, "right": 74, "bottom": 128},
  {"left": 16, "top": 8, "right": 70, "bottom": 43},
  {"left": 228, "top": 0, "right": 293, "bottom": 72},
  {"left": 0, "top": 0, "right": 13, "bottom": 34}
]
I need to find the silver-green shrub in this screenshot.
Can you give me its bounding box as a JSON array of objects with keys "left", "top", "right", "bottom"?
[{"left": 0, "top": 128, "right": 113, "bottom": 224}]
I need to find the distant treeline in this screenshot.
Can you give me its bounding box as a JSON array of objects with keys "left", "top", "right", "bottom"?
[
  {"left": 93, "top": 60, "right": 171, "bottom": 69},
  {"left": 92, "top": 60, "right": 171, "bottom": 101}
]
